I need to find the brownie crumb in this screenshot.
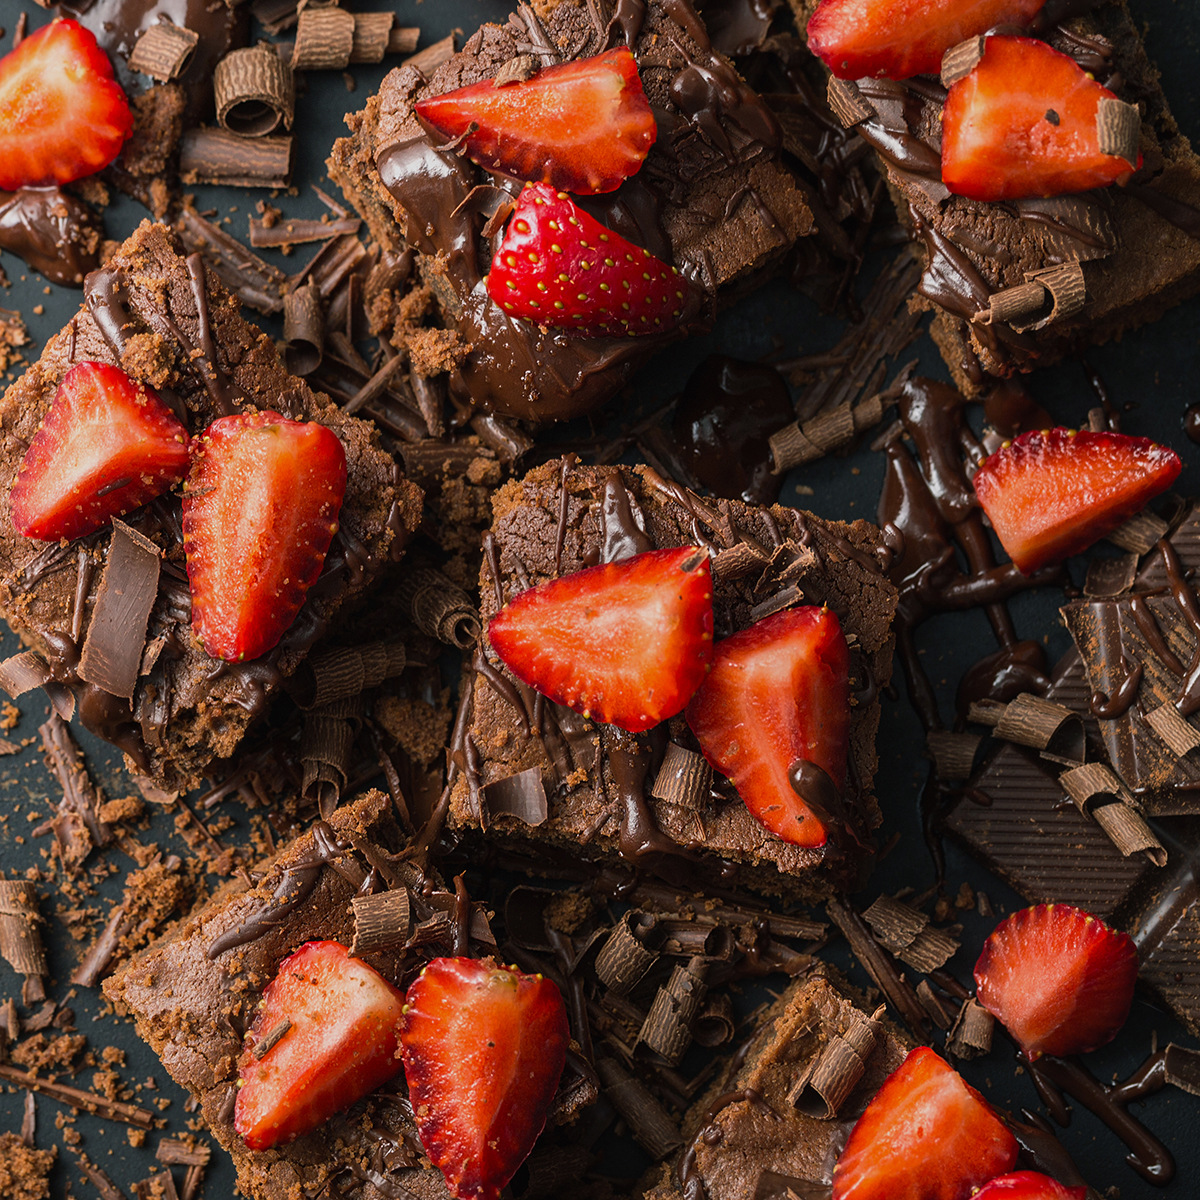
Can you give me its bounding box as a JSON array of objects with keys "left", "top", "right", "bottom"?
[
  {"left": 375, "top": 693, "right": 453, "bottom": 767},
  {"left": 0, "top": 1132, "right": 55, "bottom": 1200},
  {"left": 405, "top": 328, "right": 469, "bottom": 377},
  {"left": 98, "top": 796, "right": 146, "bottom": 826},
  {"left": 11, "top": 1031, "right": 87, "bottom": 1072}
]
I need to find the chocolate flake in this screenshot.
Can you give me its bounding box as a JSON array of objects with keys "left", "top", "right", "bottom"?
[
  {"left": 156, "top": 1138, "right": 211, "bottom": 1167},
  {"left": 214, "top": 45, "right": 294, "bottom": 137},
  {"left": 862, "top": 893, "right": 926, "bottom": 954},
  {"left": 70, "top": 902, "right": 129, "bottom": 988},
  {"left": 301, "top": 697, "right": 361, "bottom": 819},
  {"left": 1145, "top": 702, "right": 1200, "bottom": 757},
  {"left": 926, "top": 730, "right": 981, "bottom": 781},
  {"left": 40, "top": 713, "right": 112, "bottom": 852},
  {"left": 398, "top": 568, "right": 481, "bottom": 647},
  {"left": 595, "top": 911, "right": 659, "bottom": 995},
  {"left": 596, "top": 1056, "right": 683, "bottom": 1158},
  {"left": 494, "top": 54, "right": 539, "bottom": 87},
  {"left": 770, "top": 391, "right": 889, "bottom": 473},
  {"left": 404, "top": 34, "right": 457, "bottom": 77},
  {"left": 940, "top": 36, "right": 986, "bottom": 87},
  {"left": 283, "top": 282, "right": 323, "bottom": 376},
  {"left": 1085, "top": 553, "right": 1139, "bottom": 597},
  {"left": 0, "top": 1064, "right": 155, "bottom": 1128},
  {"left": 639, "top": 956, "right": 708, "bottom": 1064},
  {"left": 946, "top": 996, "right": 994, "bottom": 1058},
  {"left": 75, "top": 1151, "right": 129, "bottom": 1200},
  {"left": 289, "top": 640, "right": 406, "bottom": 709},
  {"left": 1096, "top": 97, "right": 1141, "bottom": 167},
  {"left": 991, "top": 692, "right": 1085, "bottom": 764},
  {"left": 0, "top": 650, "right": 51, "bottom": 698},
  {"left": 789, "top": 1002, "right": 883, "bottom": 1118},
  {"left": 351, "top": 12, "right": 396, "bottom": 64},
  {"left": 649, "top": 742, "right": 712, "bottom": 809},
  {"left": 177, "top": 206, "right": 287, "bottom": 315},
  {"left": 1091, "top": 801, "right": 1168, "bottom": 865},
  {"left": 350, "top": 889, "right": 412, "bottom": 955},
  {"left": 249, "top": 215, "right": 360, "bottom": 248},
  {"left": 916, "top": 979, "right": 956, "bottom": 1028},
  {"left": 388, "top": 27, "right": 421, "bottom": 55},
  {"left": 292, "top": 7, "right": 356, "bottom": 70},
  {"left": 252, "top": 1018, "right": 292, "bottom": 1059},
  {"left": 692, "top": 992, "right": 736, "bottom": 1047},
  {"left": 1107, "top": 509, "right": 1170, "bottom": 554},
  {"left": 902, "top": 925, "right": 959, "bottom": 973},
  {"left": 0, "top": 877, "right": 47, "bottom": 980},
  {"left": 127, "top": 21, "right": 200, "bottom": 81},
  {"left": 180, "top": 128, "right": 293, "bottom": 189},
  {"left": 482, "top": 767, "right": 549, "bottom": 826},
  {"left": 825, "top": 76, "right": 873, "bottom": 128}
]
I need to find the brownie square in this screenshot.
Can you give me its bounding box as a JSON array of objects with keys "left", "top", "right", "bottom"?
[
  {"left": 328, "top": 0, "right": 815, "bottom": 424},
  {"left": 452, "top": 459, "right": 897, "bottom": 900},
  {"left": 0, "top": 221, "right": 423, "bottom": 792}
]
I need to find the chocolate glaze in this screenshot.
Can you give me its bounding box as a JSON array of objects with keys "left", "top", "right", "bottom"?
[
  {"left": 1090, "top": 661, "right": 1143, "bottom": 719},
  {"left": 611, "top": 734, "right": 691, "bottom": 863},
  {"left": 600, "top": 476, "right": 654, "bottom": 563},
  {"left": 0, "top": 188, "right": 101, "bottom": 287}
]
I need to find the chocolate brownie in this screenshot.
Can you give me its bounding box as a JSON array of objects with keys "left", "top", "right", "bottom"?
[
  {"left": 0, "top": 220, "right": 423, "bottom": 792},
  {"left": 451, "top": 458, "right": 897, "bottom": 900},
  {"left": 790, "top": 0, "right": 1200, "bottom": 395},
  {"left": 328, "top": 0, "right": 815, "bottom": 423}
]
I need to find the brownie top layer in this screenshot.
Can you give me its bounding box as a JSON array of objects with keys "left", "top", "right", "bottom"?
[
  {"left": 451, "top": 458, "right": 898, "bottom": 899},
  {"left": 0, "top": 220, "right": 422, "bottom": 791},
  {"left": 330, "top": 0, "right": 814, "bottom": 423}
]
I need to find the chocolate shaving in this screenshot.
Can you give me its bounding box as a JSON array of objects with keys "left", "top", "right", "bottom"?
[
  {"left": 993, "top": 692, "right": 1085, "bottom": 764},
  {"left": 301, "top": 698, "right": 361, "bottom": 819},
  {"left": 404, "top": 34, "right": 457, "bottom": 77},
  {"left": 156, "top": 1138, "right": 211, "bottom": 1167},
  {"left": 825, "top": 76, "right": 873, "bottom": 128},
  {"left": 1021, "top": 262, "right": 1086, "bottom": 330},
  {"left": 974, "top": 280, "right": 1047, "bottom": 327},
  {"left": 283, "top": 282, "right": 323, "bottom": 376},
  {"left": 1091, "top": 801, "right": 1168, "bottom": 865},
  {"left": 180, "top": 128, "right": 293, "bottom": 189},
  {"left": 482, "top": 767, "right": 548, "bottom": 826},
  {"left": 388, "top": 27, "right": 421, "bottom": 55},
  {"left": 925, "top": 730, "right": 981, "bottom": 781},
  {"left": 0, "top": 650, "right": 50, "bottom": 698},
  {"left": 350, "top": 889, "right": 411, "bottom": 955},
  {"left": 70, "top": 902, "right": 129, "bottom": 988},
  {"left": 649, "top": 743, "right": 712, "bottom": 809},
  {"left": 77, "top": 520, "right": 160, "bottom": 702},
  {"left": 75, "top": 1151, "right": 129, "bottom": 1200},
  {"left": 753, "top": 1173, "right": 830, "bottom": 1200},
  {"left": 214, "top": 45, "right": 294, "bottom": 137},
  {"left": 1059, "top": 761, "right": 1132, "bottom": 814},
  {"left": 398, "top": 568, "right": 481, "bottom": 647},
  {"left": 0, "top": 877, "right": 46, "bottom": 980},
  {"left": 181, "top": 1162, "right": 205, "bottom": 1200},
  {"left": 1096, "top": 97, "right": 1141, "bottom": 166},
  {"left": 692, "top": 992, "right": 736, "bottom": 1047},
  {"left": 940, "top": 36, "right": 985, "bottom": 87},
  {"left": 658, "top": 919, "right": 733, "bottom": 960},
  {"left": 252, "top": 1018, "right": 292, "bottom": 1059},
  {"left": 770, "top": 391, "right": 889, "bottom": 473},
  {"left": 494, "top": 53, "right": 539, "bottom": 87},
  {"left": 710, "top": 541, "right": 769, "bottom": 582},
  {"left": 596, "top": 1056, "right": 682, "bottom": 1158},
  {"left": 916, "top": 979, "right": 956, "bottom": 1029},
  {"left": 292, "top": 7, "right": 356, "bottom": 70},
  {"left": 40, "top": 713, "right": 112, "bottom": 851},
  {"left": 127, "top": 20, "right": 199, "bottom": 81},
  {"left": 252, "top": 0, "right": 300, "bottom": 35},
  {"left": 1084, "top": 553, "right": 1139, "bottom": 597},
  {"left": 249, "top": 215, "right": 360, "bottom": 248},
  {"left": 177, "top": 205, "right": 287, "bottom": 315},
  {"left": 789, "top": 1003, "right": 883, "bottom": 1119},
  {"left": 862, "top": 893, "right": 928, "bottom": 954},
  {"left": 946, "top": 996, "right": 994, "bottom": 1058},
  {"left": 1107, "top": 509, "right": 1170, "bottom": 554},
  {"left": 289, "top": 640, "right": 406, "bottom": 709},
  {"left": 1145, "top": 702, "right": 1200, "bottom": 757},
  {"left": 595, "top": 912, "right": 659, "bottom": 995},
  {"left": 0, "top": 1065, "right": 155, "bottom": 1128},
  {"left": 351, "top": 12, "right": 395, "bottom": 64},
  {"left": 639, "top": 956, "right": 708, "bottom": 1064},
  {"left": 902, "top": 925, "right": 959, "bottom": 973}
]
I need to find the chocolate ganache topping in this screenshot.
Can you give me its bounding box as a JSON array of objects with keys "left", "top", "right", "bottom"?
[{"left": 0, "top": 189, "right": 102, "bottom": 287}]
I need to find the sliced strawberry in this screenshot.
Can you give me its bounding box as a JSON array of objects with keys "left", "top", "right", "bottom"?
[
  {"left": 685, "top": 606, "right": 849, "bottom": 848},
  {"left": 488, "top": 545, "right": 713, "bottom": 732},
  {"left": 972, "top": 1172, "right": 1087, "bottom": 1200},
  {"left": 415, "top": 47, "right": 656, "bottom": 195},
  {"left": 832, "top": 1046, "right": 1019, "bottom": 1200},
  {"left": 0, "top": 19, "right": 132, "bottom": 189},
  {"left": 942, "top": 36, "right": 1141, "bottom": 202},
  {"left": 972, "top": 427, "right": 1180, "bottom": 574},
  {"left": 807, "top": 0, "right": 1045, "bottom": 81},
  {"left": 486, "top": 183, "right": 696, "bottom": 337},
  {"left": 181, "top": 410, "right": 347, "bottom": 662},
  {"left": 398, "top": 957, "right": 569, "bottom": 1200},
  {"left": 974, "top": 903, "right": 1138, "bottom": 1060},
  {"left": 10, "top": 361, "right": 188, "bottom": 542},
  {"left": 234, "top": 940, "right": 406, "bottom": 1150}
]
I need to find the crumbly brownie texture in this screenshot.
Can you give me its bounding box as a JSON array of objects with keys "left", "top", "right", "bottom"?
[
  {"left": 328, "top": 0, "right": 814, "bottom": 423},
  {"left": 0, "top": 221, "right": 423, "bottom": 792},
  {"left": 790, "top": 0, "right": 1200, "bottom": 395},
  {"left": 452, "top": 459, "right": 897, "bottom": 900}
]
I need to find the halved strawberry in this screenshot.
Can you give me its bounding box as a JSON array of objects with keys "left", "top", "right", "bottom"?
[
  {"left": 0, "top": 19, "right": 132, "bottom": 189},
  {"left": 10, "top": 361, "right": 188, "bottom": 542},
  {"left": 972, "top": 427, "right": 1180, "bottom": 574},
  {"left": 972, "top": 1172, "right": 1087, "bottom": 1200},
  {"left": 234, "top": 940, "right": 406, "bottom": 1150},
  {"left": 807, "top": 0, "right": 1045, "bottom": 81},
  {"left": 832, "top": 1046, "right": 1019, "bottom": 1200},
  {"left": 942, "top": 36, "right": 1141, "bottom": 202},
  {"left": 181, "top": 410, "right": 347, "bottom": 662},
  {"left": 398, "top": 957, "right": 569, "bottom": 1200},
  {"left": 974, "top": 903, "right": 1137, "bottom": 1060},
  {"left": 415, "top": 48, "right": 656, "bottom": 195},
  {"left": 486, "top": 183, "right": 697, "bottom": 337},
  {"left": 488, "top": 545, "right": 713, "bottom": 732},
  {"left": 686, "top": 606, "right": 849, "bottom": 848}
]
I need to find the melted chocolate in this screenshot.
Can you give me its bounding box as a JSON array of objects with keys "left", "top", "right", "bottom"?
[
  {"left": 600, "top": 476, "right": 654, "bottom": 563},
  {"left": 0, "top": 188, "right": 101, "bottom": 286}
]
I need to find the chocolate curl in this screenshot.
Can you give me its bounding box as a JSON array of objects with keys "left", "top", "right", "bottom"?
[
  {"left": 1096, "top": 97, "right": 1141, "bottom": 167},
  {"left": 1059, "top": 762, "right": 1167, "bottom": 866},
  {"left": 482, "top": 767, "right": 548, "bottom": 826},
  {"left": 0, "top": 1065, "right": 155, "bottom": 1128},
  {"left": 862, "top": 894, "right": 959, "bottom": 973},
  {"left": 1145, "top": 702, "right": 1200, "bottom": 757},
  {"left": 283, "top": 282, "right": 323, "bottom": 376},
  {"left": 292, "top": 640, "right": 406, "bottom": 710},
  {"left": 825, "top": 76, "right": 872, "bottom": 127},
  {"left": 595, "top": 912, "right": 659, "bottom": 995},
  {"left": 516, "top": 1145, "right": 593, "bottom": 1200},
  {"left": 596, "top": 1057, "right": 683, "bottom": 1158},
  {"left": 1084, "top": 553, "right": 1138, "bottom": 597},
  {"left": 649, "top": 743, "right": 712, "bottom": 809},
  {"left": 940, "top": 36, "right": 985, "bottom": 86},
  {"left": 411, "top": 372, "right": 447, "bottom": 439},
  {"left": 77, "top": 520, "right": 160, "bottom": 702},
  {"left": 925, "top": 730, "right": 981, "bottom": 781},
  {"left": 789, "top": 1003, "right": 884, "bottom": 1119},
  {"left": 973, "top": 281, "right": 1047, "bottom": 327},
  {"left": 708, "top": 541, "right": 767, "bottom": 584},
  {"left": 292, "top": 7, "right": 355, "bottom": 69},
  {"left": 128, "top": 21, "right": 200, "bottom": 81},
  {"left": 974, "top": 263, "right": 1086, "bottom": 333},
  {"left": 769, "top": 391, "right": 889, "bottom": 473},
  {"left": 946, "top": 996, "right": 994, "bottom": 1059},
  {"left": 350, "top": 889, "right": 411, "bottom": 955},
  {"left": 177, "top": 206, "right": 287, "bottom": 315},
  {"left": 657, "top": 919, "right": 734, "bottom": 960},
  {"left": 692, "top": 993, "right": 736, "bottom": 1047},
  {"left": 398, "top": 568, "right": 481, "bottom": 648},
  {"left": 0, "top": 649, "right": 51, "bottom": 698},
  {"left": 0, "top": 877, "right": 47, "bottom": 991},
  {"left": 301, "top": 697, "right": 361, "bottom": 819},
  {"left": 639, "top": 956, "right": 708, "bottom": 1064},
  {"left": 350, "top": 12, "right": 395, "bottom": 63},
  {"left": 916, "top": 979, "right": 956, "bottom": 1029},
  {"left": 214, "top": 45, "right": 294, "bottom": 136},
  {"left": 180, "top": 127, "right": 293, "bottom": 188},
  {"left": 1106, "top": 509, "right": 1169, "bottom": 554},
  {"left": 388, "top": 27, "right": 421, "bottom": 55},
  {"left": 405, "top": 33, "right": 457, "bottom": 76},
  {"left": 987, "top": 692, "right": 1085, "bottom": 765}
]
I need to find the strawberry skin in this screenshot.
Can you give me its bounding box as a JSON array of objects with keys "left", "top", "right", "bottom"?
[
  {"left": 832, "top": 1046, "right": 1019, "bottom": 1200},
  {"left": 10, "top": 361, "right": 188, "bottom": 542},
  {"left": 181, "top": 410, "right": 347, "bottom": 662},
  {"left": 399, "top": 957, "right": 569, "bottom": 1200},
  {"left": 942, "top": 36, "right": 1141, "bottom": 202},
  {"left": 415, "top": 47, "right": 656, "bottom": 195},
  {"left": 486, "top": 183, "right": 695, "bottom": 337},
  {"left": 972, "top": 1172, "right": 1087, "bottom": 1200},
  {"left": 686, "top": 606, "right": 849, "bottom": 848},
  {"left": 488, "top": 545, "right": 713, "bottom": 733},
  {"left": 234, "top": 940, "right": 406, "bottom": 1150},
  {"left": 807, "top": 0, "right": 1045, "bottom": 81},
  {"left": 974, "top": 903, "right": 1138, "bottom": 1060},
  {"left": 0, "top": 19, "right": 132, "bottom": 189},
  {"left": 972, "top": 427, "right": 1180, "bottom": 575}
]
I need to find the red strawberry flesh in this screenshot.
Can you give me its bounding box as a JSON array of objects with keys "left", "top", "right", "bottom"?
[
  {"left": 415, "top": 47, "right": 655, "bottom": 194},
  {"left": 974, "top": 903, "right": 1138, "bottom": 1059},
  {"left": 972, "top": 1172, "right": 1087, "bottom": 1200},
  {"left": 10, "top": 361, "right": 189, "bottom": 542},
  {"left": 972, "top": 427, "right": 1180, "bottom": 574},
  {"left": 399, "top": 956, "right": 569, "bottom": 1200},
  {"left": 686, "top": 606, "right": 850, "bottom": 848},
  {"left": 234, "top": 940, "right": 406, "bottom": 1150},
  {"left": 488, "top": 544, "right": 714, "bottom": 732},
  {"left": 832, "top": 1046, "right": 1019, "bottom": 1200}
]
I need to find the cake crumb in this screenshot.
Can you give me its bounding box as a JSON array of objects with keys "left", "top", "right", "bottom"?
[{"left": 0, "top": 1132, "right": 55, "bottom": 1200}]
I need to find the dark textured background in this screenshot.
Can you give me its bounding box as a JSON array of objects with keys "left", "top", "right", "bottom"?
[{"left": 1, "top": 0, "right": 1199, "bottom": 1196}]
